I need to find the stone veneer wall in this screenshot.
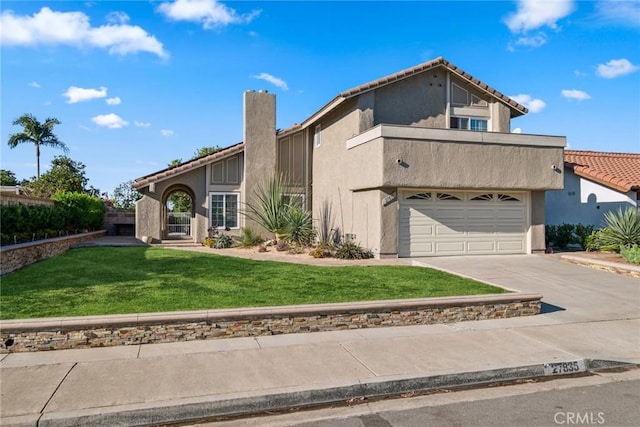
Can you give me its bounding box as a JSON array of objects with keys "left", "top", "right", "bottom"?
[
  {"left": 0, "top": 231, "right": 106, "bottom": 276},
  {"left": 0, "top": 294, "right": 541, "bottom": 352}
]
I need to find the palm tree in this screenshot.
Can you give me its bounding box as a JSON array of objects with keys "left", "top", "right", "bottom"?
[{"left": 7, "top": 114, "right": 68, "bottom": 178}]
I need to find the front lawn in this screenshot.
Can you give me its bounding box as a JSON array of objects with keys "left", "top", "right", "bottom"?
[{"left": 0, "top": 247, "right": 505, "bottom": 319}]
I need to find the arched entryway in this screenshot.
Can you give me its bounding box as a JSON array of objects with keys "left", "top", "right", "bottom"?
[{"left": 162, "top": 184, "right": 195, "bottom": 240}]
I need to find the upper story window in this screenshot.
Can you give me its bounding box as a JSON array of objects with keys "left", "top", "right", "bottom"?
[
  {"left": 314, "top": 124, "right": 322, "bottom": 148},
  {"left": 450, "top": 117, "right": 488, "bottom": 132}
]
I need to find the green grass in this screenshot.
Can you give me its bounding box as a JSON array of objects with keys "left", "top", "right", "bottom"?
[{"left": 0, "top": 247, "right": 505, "bottom": 319}]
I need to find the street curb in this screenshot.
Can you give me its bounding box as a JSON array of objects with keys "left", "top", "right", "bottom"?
[{"left": 23, "top": 359, "right": 637, "bottom": 427}]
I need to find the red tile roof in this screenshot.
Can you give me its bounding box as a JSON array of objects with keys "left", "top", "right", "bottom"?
[{"left": 564, "top": 150, "right": 640, "bottom": 192}]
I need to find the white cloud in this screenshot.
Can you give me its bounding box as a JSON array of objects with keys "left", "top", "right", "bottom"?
[
  {"left": 513, "top": 33, "right": 547, "bottom": 48},
  {"left": 561, "top": 89, "right": 591, "bottom": 101},
  {"left": 134, "top": 121, "right": 151, "bottom": 128},
  {"left": 161, "top": 129, "right": 174, "bottom": 136},
  {"left": 106, "top": 96, "right": 121, "bottom": 105},
  {"left": 595, "top": 0, "right": 640, "bottom": 27},
  {"left": 92, "top": 113, "right": 128, "bottom": 128},
  {"left": 0, "top": 7, "right": 168, "bottom": 59},
  {"left": 158, "top": 0, "right": 260, "bottom": 29},
  {"left": 63, "top": 86, "right": 107, "bottom": 103},
  {"left": 512, "top": 128, "right": 522, "bottom": 134},
  {"left": 574, "top": 69, "right": 588, "bottom": 77},
  {"left": 510, "top": 94, "right": 546, "bottom": 113},
  {"left": 28, "top": 81, "right": 40, "bottom": 88},
  {"left": 252, "top": 72, "right": 289, "bottom": 91},
  {"left": 596, "top": 58, "right": 639, "bottom": 78},
  {"left": 504, "top": 0, "right": 574, "bottom": 33},
  {"left": 106, "top": 11, "right": 130, "bottom": 25}
]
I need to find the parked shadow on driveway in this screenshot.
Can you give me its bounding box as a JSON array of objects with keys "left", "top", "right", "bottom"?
[{"left": 540, "top": 302, "right": 566, "bottom": 314}]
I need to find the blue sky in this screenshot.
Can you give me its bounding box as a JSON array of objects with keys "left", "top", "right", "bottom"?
[{"left": 1, "top": 0, "right": 639, "bottom": 196}]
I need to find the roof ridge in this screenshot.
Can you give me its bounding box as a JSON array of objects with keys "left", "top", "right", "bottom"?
[{"left": 335, "top": 57, "right": 527, "bottom": 115}]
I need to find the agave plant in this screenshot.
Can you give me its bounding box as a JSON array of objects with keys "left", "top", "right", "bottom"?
[{"left": 600, "top": 207, "right": 640, "bottom": 248}]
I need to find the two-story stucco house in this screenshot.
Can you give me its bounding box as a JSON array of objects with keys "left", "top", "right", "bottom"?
[{"left": 133, "top": 57, "right": 566, "bottom": 257}]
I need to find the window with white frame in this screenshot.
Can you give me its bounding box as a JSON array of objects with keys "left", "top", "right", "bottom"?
[
  {"left": 283, "top": 193, "right": 306, "bottom": 209},
  {"left": 209, "top": 192, "right": 239, "bottom": 229},
  {"left": 313, "top": 124, "right": 322, "bottom": 148},
  {"left": 450, "top": 117, "right": 488, "bottom": 132}
]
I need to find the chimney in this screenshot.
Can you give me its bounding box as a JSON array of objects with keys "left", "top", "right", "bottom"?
[{"left": 243, "top": 90, "right": 277, "bottom": 236}]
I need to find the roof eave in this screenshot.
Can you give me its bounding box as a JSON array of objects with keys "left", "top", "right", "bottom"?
[{"left": 133, "top": 143, "right": 245, "bottom": 189}]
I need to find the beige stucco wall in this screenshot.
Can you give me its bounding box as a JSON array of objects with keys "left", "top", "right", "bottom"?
[
  {"left": 312, "top": 98, "right": 362, "bottom": 246},
  {"left": 374, "top": 70, "right": 446, "bottom": 128},
  {"left": 379, "top": 138, "right": 564, "bottom": 190}
]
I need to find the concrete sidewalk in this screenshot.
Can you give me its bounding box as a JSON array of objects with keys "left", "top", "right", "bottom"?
[{"left": 1, "top": 255, "right": 639, "bottom": 426}]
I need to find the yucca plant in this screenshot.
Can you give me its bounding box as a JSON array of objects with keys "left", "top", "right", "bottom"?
[
  {"left": 600, "top": 207, "right": 640, "bottom": 249},
  {"left": 243, "top": 174, "right": 290, "bottom": 241},
  {"left": 283, "top": 206, "right": 315, "bottom": 246}
]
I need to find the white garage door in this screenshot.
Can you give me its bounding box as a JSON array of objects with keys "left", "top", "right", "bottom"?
[{"left": 399, "top": 190, "right": 528, "bottom": 257}]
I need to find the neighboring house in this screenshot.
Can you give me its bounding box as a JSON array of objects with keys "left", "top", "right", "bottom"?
[
  {"left": 133, "top": 57, "right": 566, "bottom": 257},
  {"left": 546, "top": 150, "right": 640, "bottom": 227}
]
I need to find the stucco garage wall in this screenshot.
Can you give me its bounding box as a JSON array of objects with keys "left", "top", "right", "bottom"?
[{"left": 380, "top": 139, "right": 564, "bottom": 190}]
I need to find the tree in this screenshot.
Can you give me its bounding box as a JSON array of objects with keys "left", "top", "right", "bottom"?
[
  {"left": 27, "top": 156, "right": 88, "bottom": 198},
  {"left": 7, "top": 114, "right": 68, "bottom": 178},
  {"left": 111, "top": 180, "right": 142, "bottom": 211},
  {"left": 166, "top": 159, "right": 191, "bottom": 212},
  {"left": 193, "top": 146, "right": 221, "bottom": 158},
  {"left": 0, "top": 169, "right": 18, "bottom": 186}
]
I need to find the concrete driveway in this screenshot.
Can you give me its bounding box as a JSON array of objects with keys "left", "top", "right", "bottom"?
[{"left": 411, "top": 254, "right": 639, "bottom": 324}]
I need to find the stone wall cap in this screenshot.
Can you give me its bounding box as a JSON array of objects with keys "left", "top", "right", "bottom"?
[{"left": 0, "top": 292, "right": 542, "bottom": 332}]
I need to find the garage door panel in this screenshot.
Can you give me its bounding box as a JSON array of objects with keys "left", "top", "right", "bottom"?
[
  {"left": 467, "top": 225, "right": 496, "bottom": 234},
  {"left": 434, "top": 241, "right": 466, "bottom": 254},
  {"left": 434, "top": 223, "right": 466, "bottom": 236},
  {"left": 467, "top": 241, "right": 496, "bottom": 253},
  {"left": 497, "top": 240, "right": 525, "bottom": 252},
  {"left": 399, "top": 190, "right": 528, "bottom": 257}
]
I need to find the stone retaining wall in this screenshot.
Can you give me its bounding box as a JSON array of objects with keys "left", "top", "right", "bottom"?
[
  {"left": 0, "top": 293, "right": 541, "bottom": 352},
  {"left": 0, "top": 231, "right": 106, "bottom": 276}
]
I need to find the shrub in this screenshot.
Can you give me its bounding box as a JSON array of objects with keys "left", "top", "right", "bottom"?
[
  {"left": 309, "top": 246, "right": 329, "bottom": 258},
  {"left": 202, "top": 237, "right": 215, "bottom": 248},
  {"left": 240, "top": 227, "right": 263, "bottom": 247},
  {"left": 574, "top": 224, "right": 595, "bottom": 250},
  {"left": 600, "top": 207, "right": 640, "bottom": 248},
  {"left": 334, "top": 241, "right": 374, "bottom": 260},
  {"left": 283, "top": 206, "right": 315, "bottom": 247},
  {"left": 52, "top": 192, "right": 105, "bottom": 230},
  {"left": 213, "top": 234, "right": 233, "bottom": 249},
  {"left": 620, "top": 244, "right": 640, "bottom": 264},
  {"left": 546, "top": 223, "right": 576, "bottom": 249}
]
